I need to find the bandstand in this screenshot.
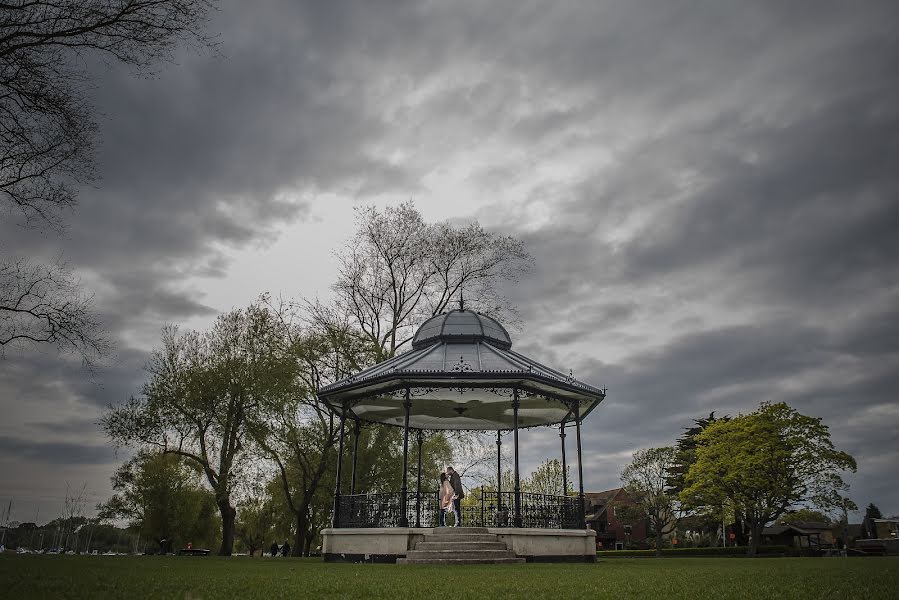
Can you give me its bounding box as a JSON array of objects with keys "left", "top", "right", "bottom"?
[{"left": 318, "top": 308, "right": 606, "bottom": 563}]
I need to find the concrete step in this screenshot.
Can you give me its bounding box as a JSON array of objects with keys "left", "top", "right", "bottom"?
[
  {"left": 414, "top": 541, "right": 509, "bottom": 551},
  {"left": 398, "top": 557, "right": 526, "bottom": 565},
  {"left": 422, "top": 534, "right": 499, "bottom": 543},
  {"left": 402, "top": 528, "right": 522, "bottom": 564},
  {"left": 406, "top": 549, "right": 517, "bottom": 560}
]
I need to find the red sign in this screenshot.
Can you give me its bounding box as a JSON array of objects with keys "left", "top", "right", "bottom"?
[
  {"left": 729, "top": 533, "right": 736, "bottom": 540},
  {"left": 672, "top": 539, "right": 678, "bottom": 545}
]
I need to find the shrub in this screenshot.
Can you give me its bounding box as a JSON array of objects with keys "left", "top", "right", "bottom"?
[{"left": 597, "top": 546, "right": 788, "bottom": 558}]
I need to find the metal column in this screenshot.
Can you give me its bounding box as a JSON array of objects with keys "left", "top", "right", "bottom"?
[
  {"left": 415, "top": 429, "right": 423, "bottom": 528},
  {"left": 560, "top": 421, "right": 568, "bottom": 496},
  {"left": 331, "top": 409, "right": 347, "bottom": 528},
  {"left": 496, "top": 430, "right": 502, "bottom": 510},
  {"left": 350, "top": 419, "right": 360, "bottom": 495},
  {"left": 399, "top": 388, "right": 412, "bottom": 527},
  {"left": 574, "top": 402, "right": 586, "bottom": 529},
  {"left": 513, "top": 389, "right": 522, "bottom": 528}
]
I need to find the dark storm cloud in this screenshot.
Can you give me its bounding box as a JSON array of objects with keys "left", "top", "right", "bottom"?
[
  {"left": 544, "top": 303, "right": 639, "bottom": 347},
  {"left": 1, "top": 347, "right": 147, "bottom": 412},
  {"left": 0, "top": 435, "right": 115, "bottom": 466},
  {"left": 29, "top": 418, "right": 102, "bottom": 436}
]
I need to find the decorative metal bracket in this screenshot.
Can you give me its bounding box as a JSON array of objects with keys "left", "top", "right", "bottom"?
[{"left": 451, "top": 355, "right": 474, "bottom": 372}]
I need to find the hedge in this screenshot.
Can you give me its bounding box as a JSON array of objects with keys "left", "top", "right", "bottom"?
[{"left": 597, "top": 546, "right": 789, "bottom": 558}]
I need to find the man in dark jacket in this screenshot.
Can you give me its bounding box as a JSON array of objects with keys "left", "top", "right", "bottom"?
[
  {"left": 447, "top": 466, "right": 464, "bottom": 527},
  {"left": 281, "top": 540, "right": 291, "bottom": 557},
  {"left": 270, "top": 541, "right": 278, "bottom": 557}
]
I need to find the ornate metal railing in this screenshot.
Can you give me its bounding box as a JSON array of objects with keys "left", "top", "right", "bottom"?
[{"left": 335, "top": 488, "right": 584, "bottom": 529}]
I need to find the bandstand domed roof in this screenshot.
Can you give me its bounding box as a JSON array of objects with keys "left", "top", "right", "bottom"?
[
  {"left": 412, "top": 310, "right": 512, "bottom": 350},
  {"left": 318, "top": 309, "right": 605, "bottom": 430}
]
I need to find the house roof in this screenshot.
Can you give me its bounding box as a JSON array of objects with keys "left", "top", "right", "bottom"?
[
  {"left": 584, "top": 488, "right": 623, "bottom": 521},
  {"left": 763, "top": 524, "right": 828, "bottom": 537},
  {"left": 788, "top": 521, "right": 832, "bottom": 531},
  {"left": 763, "top": 526, "right": 795, "bottom": 536}
]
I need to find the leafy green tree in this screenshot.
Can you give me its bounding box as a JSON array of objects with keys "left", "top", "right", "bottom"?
[
  {"left": 251, "top": 298, "right": 371, "bottom": 555},
  {"left": 478, "top": 469, "right": 516, "bottom": 498},
  {"left": 525, "top": 459, "right": 572, "bottom": 497},
  {"left": 102, "top": 302, "right": 297, "bottom": 555},
  {"left": 98, "top": 451, "right": 219, "bottom": 553},
  {"left": 235, "top": 496, "right": 274, "bottom": 556},
  {"left": 621, "top": 447, "right": 680, "bottom": 556},
  {"left": 681, "top": 402, "right": 856, "bottom": 555},
  {"left": 260, "top": 412, "right": 341, "bottom": 556}
]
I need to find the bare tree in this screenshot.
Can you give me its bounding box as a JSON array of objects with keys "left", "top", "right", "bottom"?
[
  {"left": 0, "top": 0, "right": 217, "bottom": 227},
  {"left": 445, "top": 432, "right": 502, "bottom": 485},
  {"left": 0, "top": 256, "right": 108, "bottom": 368},
  {"left": 60, "top": 482, "right": 88, "bottom": 552},
  {"left": 334, "top": 202, "right": 532, "bottom": 361}
]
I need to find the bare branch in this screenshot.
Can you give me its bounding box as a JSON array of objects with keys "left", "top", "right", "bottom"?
[
  {"left": 332, "top": 202, "right": 532, "bottom": 359},
  {"left": 0, "top": 0, "right": 217, "bottom": 228},
  {"left": 0, "top": 255, "right": 109, "bottom": 368}
]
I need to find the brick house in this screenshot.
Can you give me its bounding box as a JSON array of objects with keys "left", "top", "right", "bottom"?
[
  {"left": 584, "top": 488, "right": 648, "bottom": 550},
  {"left": 872, "top": 518, "right": 899, "bottom": 539}
]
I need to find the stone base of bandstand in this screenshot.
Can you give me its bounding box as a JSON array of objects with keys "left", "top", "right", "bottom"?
[{"left": 322, "top": 527, "right": 596, "bottom": 563}]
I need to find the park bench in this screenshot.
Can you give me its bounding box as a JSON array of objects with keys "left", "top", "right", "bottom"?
[{"left": 177, "top": 548, "right": 211, "bottom": 556}]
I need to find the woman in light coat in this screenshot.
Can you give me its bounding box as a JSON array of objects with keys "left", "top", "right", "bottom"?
[{"left": 439, "top": 472, "right": 454, "bottom": 526}]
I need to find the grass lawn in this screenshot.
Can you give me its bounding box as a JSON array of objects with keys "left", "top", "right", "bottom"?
[{"left": 1, "top": 555, "right": 897, "bottom": 599}]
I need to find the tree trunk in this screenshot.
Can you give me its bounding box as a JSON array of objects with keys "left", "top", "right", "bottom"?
[
  {"left": 218, "top": 502, "right": 236, "bottom": 556},
  {"left": 747, "top": 521, "right": 761, "bottom": 557},
  {"left": 304, "top": 527, "right": 314, "bottom": 556},
  {"left": 293, "top": 512, "right": 306, "bottom": 557},
  {"left": 655, "top": 528, "right": 663, "bottom": 557},
  {"left": 735, "top": 516, "right": 748, "bottom": 546}
]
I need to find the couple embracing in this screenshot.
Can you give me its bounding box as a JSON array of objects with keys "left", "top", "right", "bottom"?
[{"left": 438, "top": 466, "right": 464, "bottom": 527}]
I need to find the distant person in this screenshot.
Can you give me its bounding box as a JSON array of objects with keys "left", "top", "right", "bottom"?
[
  {"left": 270, "top": 541, "right": 279, "bottom": 557},
  {"left": 281, "top": 540, "right": 290, "bottom": 557},
  {"left": 439, "top": 472, "right": 454, "bottom": 526},
  {"left": 446, "top": 466, "right": 465, "bottom": 527}
]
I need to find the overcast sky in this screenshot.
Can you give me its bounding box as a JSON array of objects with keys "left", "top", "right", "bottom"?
[{"left": 2, "top": 0, "right": 897, "bottom": 524}]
